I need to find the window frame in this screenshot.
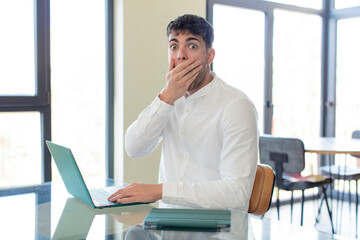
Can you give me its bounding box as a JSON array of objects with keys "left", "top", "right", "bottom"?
[
  {"left": 207, "top": 0, "right": 360, "bottom": 138},
  {"left": 207, "top": 0, "right": 360, "bottom": 204},
  {"left": 0, "top": 0, "right": 51, "bottom": 183},
  {"left": 0, "top": 0, "right": 115, "bottom": 184},
  {"left": 207, "top": 0, "right": 323, "bottom": 134}
]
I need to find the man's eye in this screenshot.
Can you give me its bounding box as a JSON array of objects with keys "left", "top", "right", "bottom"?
[
  {"left": 189, "top": 44, "right": 198, "bottom": 49},
  {"left": 170, "top": 45, "right": 177, "bottom": 50}
]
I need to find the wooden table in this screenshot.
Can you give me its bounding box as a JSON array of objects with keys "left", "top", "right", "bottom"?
[
  {"left": 303, "top": 137, "right": 360, "bottom": 155},
  {"left": 302, "top": 136, "right": 360, "bottom": 235}
]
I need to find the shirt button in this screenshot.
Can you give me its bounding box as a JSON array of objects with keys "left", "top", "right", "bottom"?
[
  {"left": 184, "top": 154, "right": 188, "bottom": 159},
  {"left": 179, "top": 131, "right": 183, "bottom": 136},
  {"left": 179, "top": 177, "right": 184, "bottom": 182},
  {"left": 186, "top": 109, "right": 190, "bottom": 113}
]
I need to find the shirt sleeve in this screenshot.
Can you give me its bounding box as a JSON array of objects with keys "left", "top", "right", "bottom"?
[
  {"left": 162, "top": 98, "right": 259, "bottom": 211},
  {"left": 125, "top": 96, "right": 174, "bottom": 158}
]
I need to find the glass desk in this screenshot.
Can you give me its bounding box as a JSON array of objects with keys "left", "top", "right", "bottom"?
[{"left": 0, "top": 180, "right": 355, "bottom": 240}]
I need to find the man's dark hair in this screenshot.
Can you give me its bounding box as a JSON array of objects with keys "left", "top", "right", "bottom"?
[{"left": 167, "top": 14, "right": 214, "bottom": 49}]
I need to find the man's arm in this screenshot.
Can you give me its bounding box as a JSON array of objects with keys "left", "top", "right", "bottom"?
[
  {"left": 125, "top": 58, "right": 202, "bottom": 158},
  {"left": 108, "top": 183, "right": 163, "bottom": 203},
  {"left": 124, "top": 96, "right": 170, "bottom": 158},
  {"left": 109, "top": 59, "right": 202, "bottom": 201}
]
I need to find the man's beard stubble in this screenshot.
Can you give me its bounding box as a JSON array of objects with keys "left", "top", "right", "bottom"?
[{"left": 187, "top": 65, "right": 207, "bottom": 92}]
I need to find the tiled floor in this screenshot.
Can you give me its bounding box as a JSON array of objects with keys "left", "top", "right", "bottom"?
[{"left": 264, "top": 197, "right": 359, "bottom": 239}]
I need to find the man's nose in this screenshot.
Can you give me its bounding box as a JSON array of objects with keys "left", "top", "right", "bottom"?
[{"left": 177, "top": 47, "right": 187, "bottom": 60}]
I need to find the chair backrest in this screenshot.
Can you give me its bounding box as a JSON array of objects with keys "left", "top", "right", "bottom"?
[
  {"left": 259, "top": 134, "right": 305, "bottom": 174},
  {"left": 248, "top": 164, "right": 275, "bottom": 215},
  {"left": 352, "top": 130, "right": 360, "bottom": 158}
]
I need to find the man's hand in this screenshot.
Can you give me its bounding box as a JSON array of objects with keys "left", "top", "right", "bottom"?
[
  {"left": 159, "top": 59, "right": 202, "bottom": 105},
  {"left": 108, "top": 183, "right": 162, "bottom": 204}
]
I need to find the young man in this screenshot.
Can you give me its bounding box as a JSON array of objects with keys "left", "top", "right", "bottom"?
[{"left": 109, "top": 14, "right": 258, "bottom": 211}]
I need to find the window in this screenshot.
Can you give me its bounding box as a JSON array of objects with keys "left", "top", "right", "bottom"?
[
  {"left": 0, "top": 113, "right": 41, "bottom": 187},
  {"left": 336, "top": 0, "right": 360, "bottom": 9},
  {"left": 208, "top": 0, "right": 360, "bottom": 206},
  {"left": 209, "top": 0, "right": 360, "bottom": 139},
  {"left": 263, "top": 0, "right": 322, "bottom": 9},
  {"left": 51, "top": 0, "right": 106, "bottom": 180},
  {"left": 0, "top": 1, "right": 50, "bottom": 187},
  {"left": 209, "top": 1, "right": 322, "bottom": 138},
  {"left": 0, "top": 0, "right": 35, "bottom": 96},
  {"left": 272, "top": 9, "right": 321, "bottom": 138},
  {"left": 336, "top": 17, "right": 360, "bottom": 137},
  {"left": 0, "top": 0, "right": 114, "bottom": 188},
  {"left": 213, "top": 4, "right": 265, "bottom": 133}
]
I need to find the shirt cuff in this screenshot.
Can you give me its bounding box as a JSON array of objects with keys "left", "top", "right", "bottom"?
[
  {"left": 162, "top": 182, "right": 179, "bottom": 205},
  {"left": 150, "top": 95, "right": 173, "bottom": 116}
]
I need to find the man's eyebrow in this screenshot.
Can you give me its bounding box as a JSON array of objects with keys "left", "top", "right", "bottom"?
[
  {"left": 168, "top": 38, "right": 179, "bottom": 43},
  {"left": 186, "top": 37, "right": 200, "bottom": 43},
  {"left": 168, "top": 37, "right": 201, "bottom": 43}
]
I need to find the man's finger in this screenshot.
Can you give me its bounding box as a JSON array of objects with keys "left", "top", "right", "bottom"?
[
  {"left": 108, "top": 189, "right": 127, "bottom": 201},
  {"left": 182, "top": 64, "right": 202, "bottom": 86},
  {"left": 117, "top": 196, "right": 137, "bottom": 203},
  {"left": 108, "top": 191, "right": 119, "bottom": 201},
  {"left": 108, "top": 194, "right": 121, "bottom": 202},
  {"left": 171, "top": 59, "right": 195, "bottom": 74},
  {"left": 168, "top": 57, "right": 176, "bottom": 71},
  {"left": 184, "top": 63, "right": 202, "bottom": 79},
  {"left": 108, "top": 183, "right": 135, "bottom": 200},
  {"left": 185, "top": 69, "right": 201, "bottom": 88},
  {"left": 108, "top": 190, "right": 121, "bottom": 200},
  {"left": 173, "top": 60, "right": 201, "bottom": 81},
  {"left": 110, "top": 191, "right": 134, "bottom": 202}
]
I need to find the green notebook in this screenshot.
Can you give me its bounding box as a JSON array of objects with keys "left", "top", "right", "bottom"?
[{"left": 143, "top": 208, "right": 231, "bottom": 231}]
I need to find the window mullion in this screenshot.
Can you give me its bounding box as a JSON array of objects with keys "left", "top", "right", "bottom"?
[
  {"left": 35, "top": 0, "right": 51, "bottom": 182},
  {"left": 264, "top": 10, "right": 274, "bottom": 134}
]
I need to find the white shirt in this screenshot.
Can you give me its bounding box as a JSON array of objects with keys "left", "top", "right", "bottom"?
[{"left": 125, "top": 74, "right": 258, "bottom": 211}]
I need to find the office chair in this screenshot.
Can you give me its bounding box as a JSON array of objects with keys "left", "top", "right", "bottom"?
[
  {"left": 248, "top": 164, "right": 275, "bottom": 216},
  {"left": 319, "top": 130, "right": 360, "bottom": 237},
  {"left": 259, "top": 135, "right": 334, "bottom": 233}
]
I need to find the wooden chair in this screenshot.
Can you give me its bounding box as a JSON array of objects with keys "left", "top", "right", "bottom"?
[{"left": 248, "top": 164, "right": 275, "bottom": 216}]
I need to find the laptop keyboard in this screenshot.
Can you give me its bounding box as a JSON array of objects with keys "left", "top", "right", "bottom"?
[{"left": 89, "top": 188, "right": 114, "bottom": 205}]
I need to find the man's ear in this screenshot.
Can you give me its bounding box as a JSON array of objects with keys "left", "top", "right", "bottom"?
[{"left": 207, "top": 48, "right": 215, "bottom": 65}]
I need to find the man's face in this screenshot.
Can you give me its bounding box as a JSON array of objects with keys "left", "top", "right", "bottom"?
[{"left": 168, "top": 31, "right": 214, "bottom": 92}]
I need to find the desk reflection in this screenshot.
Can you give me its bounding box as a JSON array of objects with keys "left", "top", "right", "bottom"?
[
  {"left": 52, "top": 197, "right": 152, "bottom": 239},
  {"left": 3, "top": 182, "right": 354, "bottom": 239},
  {"left": 123, "top": 210, "right": 248, "bottom": 240},
  {"left": 51, "top": 198, "right": 93, "bottom": 239},
  {"left": 53, "top": 197, "right": 248, "bottom": 240}
]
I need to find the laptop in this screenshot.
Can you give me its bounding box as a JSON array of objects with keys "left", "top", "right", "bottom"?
[{"left": 46, "top": 140, "right": 146, "bottom": 209}]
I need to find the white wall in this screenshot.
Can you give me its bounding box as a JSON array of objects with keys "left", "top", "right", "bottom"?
[{"left": 114, "top": 0, "right": 207, "bottom": 183}]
